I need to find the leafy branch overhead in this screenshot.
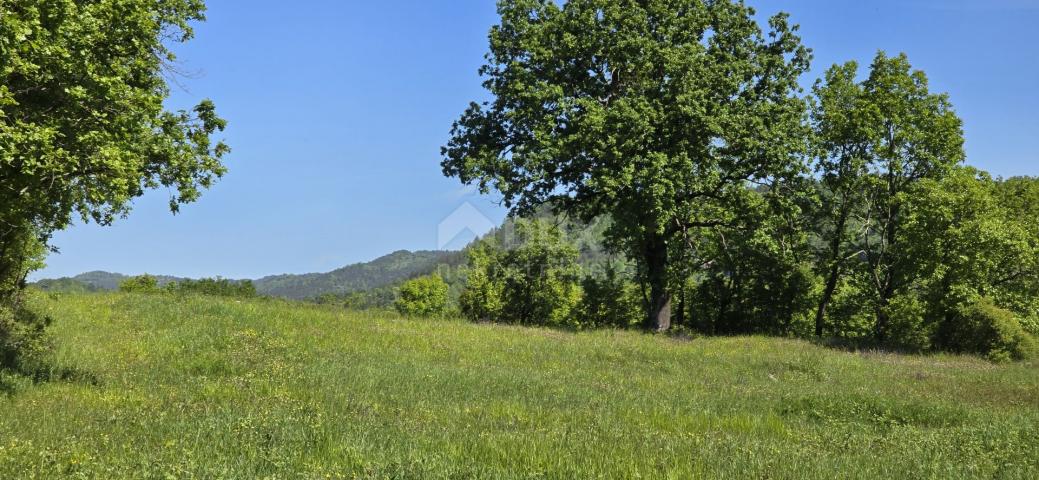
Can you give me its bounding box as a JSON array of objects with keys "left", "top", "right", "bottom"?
[
  {"left": 0, "top": 0, "right": 229, "bottom": 234},
  {"left": 1, "top": 0, "right": 229, "bottom": 365}
]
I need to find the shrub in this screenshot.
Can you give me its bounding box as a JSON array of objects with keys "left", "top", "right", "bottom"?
[
  {"left": 119, "top": 274, "right": 160, "bottom": 293},
  {"left": 579, "top": 266, "right": 642, "bottom": 328},
  {"left": 458, "top": 241, "right": 505, "bottom": 322},
  {"left": 882, "top": 294, "right": 933, "bottom": 352},
  {"left": 939, "top": 298, "right": 1038, "bottom": 362},
  {"left": 0, "top": 295, "right": 52, "bottom": 373},
  {"left": 395, "top": 275, "right": 449, "bottom": 318},
  {"left": 166, "top": 278, "right": 257, "bottom": 298},
  {"left": 459, "top": 219, "right": 582, "bottom": 327},
  {"left": 0, "top": 226, "right": 50, "bottom": 372}
]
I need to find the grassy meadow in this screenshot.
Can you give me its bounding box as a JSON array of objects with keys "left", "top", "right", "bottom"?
[{"left": 0, "top": 292, "right": 1037, "bottom": 478}]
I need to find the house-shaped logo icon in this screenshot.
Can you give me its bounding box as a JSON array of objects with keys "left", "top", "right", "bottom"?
[{"left": 437, "top": 202, "right": 496, "bottom": 250}]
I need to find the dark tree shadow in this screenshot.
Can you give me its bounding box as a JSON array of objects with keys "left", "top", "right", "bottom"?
[
  {"left": 24, "top": 364, "right": 102, "bottom": 386},
  {"left": 0, "top": 362, "right": 101, "bottom": 397},
  {"left": 810, "top": 336, "right": 921, "bottom": 356}
]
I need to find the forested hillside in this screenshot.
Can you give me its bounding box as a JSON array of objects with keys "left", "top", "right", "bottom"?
[
  {"left": 252, "top": 250, "right": 465, "bottom": 299},
  {"left": 33, "top": 208, "right": 615, "bottom": 304},
  {"left": 34, "top": 272, "right": 186, "bottom": 292},
  {"left": 33, "top": 251, "right": 466, "bottom": 300}
]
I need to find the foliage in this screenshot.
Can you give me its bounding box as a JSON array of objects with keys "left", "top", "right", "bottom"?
[
  {"left": 809, "top": 53, "right": 965, "bottom": 341},
  {"left": 395, "top": 275, "right": 449, "bottom": 318},
  {"left": 689, "top": 187, "right": 819, "bottom": 336},
  {"left": 443, "top": 0, "right": 812, "bottom": 330},
  {"left": 0, "top": 0, "right": 225, "bottom": 366},
  {"left": 30, "top": 277, "right": 101, "bottom": 294},
  {"left": 458, "top": 240, "right": 506, "bottom": 323},
  {"left": 0, "top": 292, "right": 51, "bottom": 373},
  {"left": 0, "top": 224, "right": 45, "bottom": 302},
  {"left": 0, "top": 0, "right": 228, "bottom": 233},
  {"left": 578, "top": 264, "right": 642, "bottom": 329},
  {"left": 0, "top": 228, "right": 53, "bottom": 374},
  {"left": 880, "top": 293, "right": 932, "bottom": 352},
  {"left": 316, "top": 286, "right": 398, "bottom": 311},
  {"left": 866, "top": 168, "right": 1039, "bottom": 356},
  {"left": 119, "top": 275, "right": 160, "bottom": 294},
  {"left": 991, "top": 176, "right": 1039, "bottom": 330},
  {"left": 2, "top": 292, "right": 1038, "bottom": 477},
  {"left": 34, "top": 271, "right": 186, "bottom": 292},
  {"left": 937, "top": 298, "right": 1038, "bottom": 362},
  {"left": 165, "top": 278, "right": 257, "bottom": 299},
  {"left": 459, "top": 219, "right": 582, "bottom": 327}
]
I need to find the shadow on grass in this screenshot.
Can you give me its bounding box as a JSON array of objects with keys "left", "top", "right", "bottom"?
[
  {"left": 26, "top": 363, "right": 101, "bottom": 386},
  {"left": 809, "top": 335, "right": 924, "bottom": 357},
  {"left": 0, "top": 362, "right": 101, "bottom": 397}
]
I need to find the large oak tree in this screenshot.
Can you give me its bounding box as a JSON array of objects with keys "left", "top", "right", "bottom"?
[{"left": 443, "top": 0, "right": 811, "bottom": 330}]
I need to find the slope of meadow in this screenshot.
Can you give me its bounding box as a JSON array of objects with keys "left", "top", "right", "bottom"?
[{"left": 1, "top": 293, "right": 1037, "bottom": 478}]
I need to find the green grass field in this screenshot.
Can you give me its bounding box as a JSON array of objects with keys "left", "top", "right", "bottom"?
[{"left": 1, "top": 292, "right": 1037, "bottom": 478}]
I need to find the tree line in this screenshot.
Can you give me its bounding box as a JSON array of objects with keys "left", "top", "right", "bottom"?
[
  {"left": 119, "top": 275, "right": 258, "bottom": 299},
  {"left": 432, "top": 0, "right": 1039, "bottom": 361},
  {"left": 2, "top": 0, "right": 1037, "bottom": 367}
]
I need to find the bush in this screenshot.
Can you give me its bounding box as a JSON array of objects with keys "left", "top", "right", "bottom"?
[
  {"left": 458, "top": 241, "right": 505, "bottom": 322},
  {"left": 395, "top": 275, "right": 449, "bottom": 318},
  {"left": 459, "top": 219, "right": 582, "bottom": 327},
  {"left": 579, "top": 266, "right": 642, "bottom": 328},
  {"left": 317, "top": 287, "right": 398, "bottom": 311},
  {"left": 119, "top": 274, "right": 160, "bottom": 293},
  {"left": 939, "top": 298, "right": 1038, "bottom": 362},
  {"left": 0, "top": 295, "right": 52, "bottom": 373},
  {"left": 0, "top": 226, "right": 51, "bottom": 372},
  {"left": 166, "top": 278, "right": 257, "bottom": 298},
  {"left": 882, "top": 294, "right": 933, "bottom": 352}
]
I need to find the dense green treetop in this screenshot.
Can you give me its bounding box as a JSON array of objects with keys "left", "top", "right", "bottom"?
[
  {"left": 443, "top": 0, "right": 813, "bottom": 329},
  {"left": 0, "top": 0, "right": 228, "bottom": 236}
]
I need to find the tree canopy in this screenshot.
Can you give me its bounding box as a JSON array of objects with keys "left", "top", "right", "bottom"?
[
  {"left": 443, "top": 0, "right": 812, "bottom": 330},
  {"left": 1, "top": 0, "right": 227, "bottom": 365},
  {"left": 0, "top": 0, "right": 228, "bottom": 291}
]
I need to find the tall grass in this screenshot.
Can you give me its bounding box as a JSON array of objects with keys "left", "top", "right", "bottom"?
[{"left": 0, "top": 292, "right": 1037, "bottom": 478}]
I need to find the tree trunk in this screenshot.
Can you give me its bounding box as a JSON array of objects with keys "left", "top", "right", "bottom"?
[
  {"left": 675, "top": 283, "right": 686, "bottom": 327},
  {"left": 875, "top": 202, "right": 900, "bottom": 342},
  {"left": 875, "top": 283, "right": 895, "bottom": 342},
  {"left": 815, "top": 204, "right": 850, "bottom": 338},
  {"left": 645, "top": 234, "right": 672, "bottom": 332},
  {"left": 650, "top": 285, "right": 672, "bottom": 332},
  {"left": 814, "top": 270, "right": 840, "bottom": 337}
]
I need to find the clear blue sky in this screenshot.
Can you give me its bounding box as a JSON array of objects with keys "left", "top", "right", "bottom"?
[{"left": 32, "top": 0, "right": 1039, "bottom": 280}]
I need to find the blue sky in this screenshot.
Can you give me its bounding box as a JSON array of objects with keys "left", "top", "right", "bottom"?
[{"left": 32, "top": 0, "right": 1039, "bottom": 280}]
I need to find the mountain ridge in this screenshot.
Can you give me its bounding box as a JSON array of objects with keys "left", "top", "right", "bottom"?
[{"left": 32, "top": 249, "right": 465, "bottom": 300}]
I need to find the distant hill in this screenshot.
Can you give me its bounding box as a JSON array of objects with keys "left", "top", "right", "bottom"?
[
  {"left": 32, "top": 209, "right": 616, "bottom": 301},
  {"left": 34, "top": 251, "right": 467, "bottom": 300},
  {"left": 32, "top": 277, "right": 102, "bottom": 294},
  {"left": 313, "top": 212, "right": 624, "bottom": 310},
  {"left": 253, "top": 250, "right": 465, "bottom": 300},
  {"left": 33, "top": 271, "right": 186, "bottom": 293}
]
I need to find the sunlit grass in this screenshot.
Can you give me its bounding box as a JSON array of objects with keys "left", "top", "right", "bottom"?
[{"left": 1, "top": 292, "right": 1037, "bottom": 478}]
